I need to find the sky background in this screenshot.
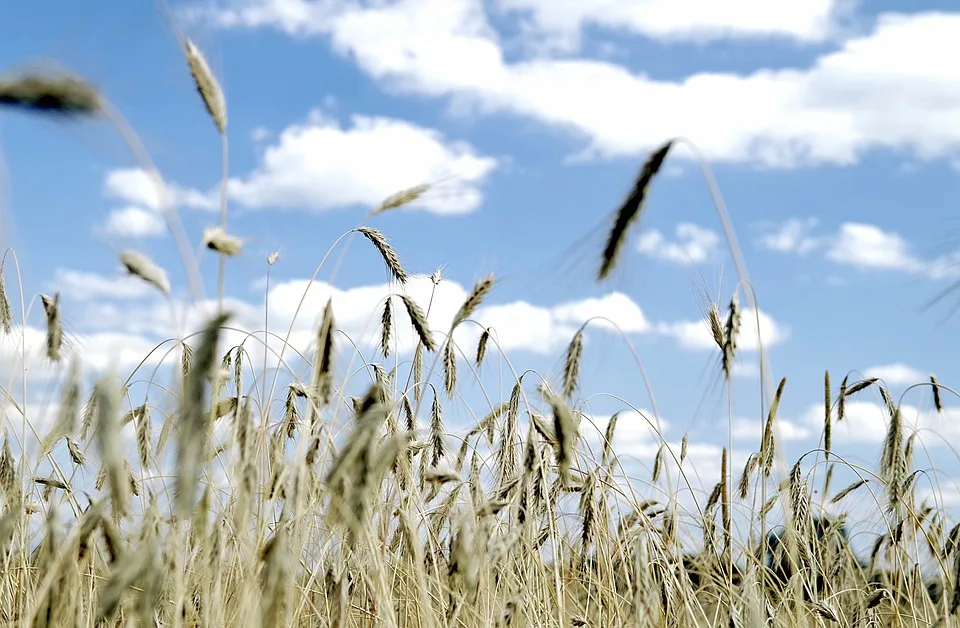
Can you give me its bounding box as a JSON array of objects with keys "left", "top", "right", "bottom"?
[{"left": 2, "top": 0, "right": 960, "bottom": 546}]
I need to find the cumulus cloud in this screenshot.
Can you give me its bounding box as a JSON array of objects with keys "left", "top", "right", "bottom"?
[
  {"left": 756, "top": 217, "right": 821, "bottom": 254},
  {"left": 228, "top": 113, "right": 497, "bottom": 214},
  {"left": 863, "top": 363, "right": 928, "bottom": 387},
  {"left": 493, "top": 0, "right": 846, "bottom": 48},
  {"left": 636, "top": 222, "right": 720, "bottom": 265},
  {"left": 199, "top": 2, "right": 960, "bottom": 167},
  {"left": 825, "top": 223, "right": 926, "bottom": 273},
  {"left": 730, "top": 416, "right": 811, "bottom": 442},
  {"left": 53, "top": 268, "right": 160, "bottom": 302},
  {"left": 103, "top": 168, "right": 217, "bottom": 212},
  {"left": 657, "top": 307, "right": 789, "bottom": 352},
  {"left": 102, "top": 206, "right": 165, "bottom": 238},
  {"left": 797, "top": 400, "right": 960, "bottom": 446},
  {"left": 757, "top": 219, "right": 960, "bottom": 279},
  {"left": 38, "top": 267, "right": 788, "bottom": 389},
  {"left": 103, "top": 113, "right": 497, "bottom": 216}
]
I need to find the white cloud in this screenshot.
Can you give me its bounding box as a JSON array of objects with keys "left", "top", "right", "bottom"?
[
  {"left": 636, "top": 222, "right": 720, "bottom": 264},
  {"left": 200, "top": 3, "right": 960, "bottom": 168},
  {"left": 550, "top": 291, "right": 651, "bottom": 334},
  {"left": 863, "top": 363, "right": 928, "bottom": 387},
  {"left": 226, "top": 112, "right": 497, "bottom": 214},
  {"left": 825, "top": 222, "right": 925, "bottom": 273},
  {"left": 730, "top": 416, "right": 811, "bottom": 442},
  {"left": 103, "top": 168, "right": 217, "bottom": 212},
  {"left": 39, "top": 266, "right": 787, "bottom": 387},
  {"left": 658, "top": 307, "right": 789, "bottom": 352},
  {"left": 582, "top": 410, "right": 670, "bottom": 455},
  {"left": 495, "top": 0, "right": 847, "bottom": 50},
  {"left": 102, "top": 206, "right": 166, "bottom": 238},
  {"left": 756, "top": 217, "right": 821, "bottom": 254},
  {"left": 758, "top": 219, "right": 960, "bottom": 279},
  {"left": 798, "top": 400, "right": 960, "bottom": 446},
  {"left": 104, "top": 113, "right": 497, "bottom": 216},
  {"left": 53, "top": 269, "right": 159, "bottom": 302}
]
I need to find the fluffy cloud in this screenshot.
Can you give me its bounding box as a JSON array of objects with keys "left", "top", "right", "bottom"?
[
  {"left": 636, "top": 222, "right": 720, "bottom": 265},
  {"left": 863, "top": 363, "right": 928, "bottom": 387},
  {"left": 758, "top": 219, "right": 960, "bottom": 279},
  {"left": 756, "top": 217, "right": 821, "bottom": 254},
  {"left": 199, "top": 2, "right": 960, "bottom": 167},
  {"left": 53, "top": 269, "right": 160, "bottom": 302},
  {"left": 41, "top": 267, "right": 788, "bottom": 388},
  {"left": 730, "top": 416, "right": 812, "bottom": 442},
  {"left": 657, "top": 307, "right": 789, "bottom": 352},
  {"left": 103, "top": 168, "right": 217, "bottom": 212},
  {"left": 102, "top": 206, "right": 165, "bottom": 238},
  {"left": 227, "top": 113, "right": 497, "bottom": 213},
  {"left": 103, "top": 113, "right": 497, "bottom": 216},
  {"left": 495, "top": 0, "right": 845, "bottom": 50},
  {"left": 797, "top": 399, "right": 960, "bottom": 446},
  {"left": 825, "top": 223, "right": 925, "bottom": 273}
]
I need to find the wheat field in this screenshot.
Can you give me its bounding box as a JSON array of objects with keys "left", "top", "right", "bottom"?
[{"left": 0, "top": 19, "right": 958, "bottom": 628}]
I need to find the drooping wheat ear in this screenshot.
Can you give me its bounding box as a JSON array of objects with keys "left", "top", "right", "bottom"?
[
  {"left": 931, "top": 374, "right": 943, "bottom": 413},
  {"left": 430, "top": 391, "right": 445, "bottom": 467},
  {"left": 599, "top": 140, "right": 673, "bottom": 281},
  {"left": 308, "top": 299, "right": 335, "bottom": 421},
  {"left": 183, "top": 38, "right": 226, "bottom": 134},
  {"left": 180, "top": 341, "right": 194, "bottom": 383},
  {"left": 721, "top": 447, "right": 732, "bottom": 553},
  {"left": 93, "top": 374, "right": 128, "bottom": 518},
  {"left": 651, "top": 444, "right": 664, "bottom": 483},
  {"left": 601, "top": 412, "right": 619, "bottom": 468},
  {"left": 324, "top": 383, "right": 389, "bottom": 540},
  {"left": 56, "top": 358, "right": 81, "bottom": 436},
  {"left": 134, "top": 404, "right": 152, "bottom": 470},
  {"left": 119, "top": 250, "right": 170, "bottom": 297},
  {"left": 546, "top": 389, "right": 578, "bottom": 486},
  {"left": 356, "top": 226, "right": 408, "bottom": 285},
  {"left": 831, "top": 479, "right": 868, "bottom": 504},
  {"left": 400, "top": 295, "right": 436, "bottom": 352},
  {"left": 176, "top": 312, "right": 230, "bottom": 519},
  {"left": 66, "top": 437, "right": 85, "bottom": 466},
  {"left": 379, "top": 297, "right": 392, "bottom": 358},
  {"left": 738, "top": 454, "right": 757, "bottom": 500},
  {"left": 823, "top": 370, "right": 832, "bottom": 458},
  {"left": 760, "top": 377, "right": 787, "bottom": 477},
  {"left": 97, "top": 542, "right": 155, "bottom": 622},
  {"left": 451, "top": 274, "right": 494, "bottom": 331},
  {"left": 494, "top": 381, "right": 522, "bottom": 487},
  {"left": 202, "top": 226, "right": 243, "bottom": 255},
  {"left": 562, "top": 328, "right": 584, "bottom": 399},
  {"left": 880, "top": 389, "right": 905, "bottom": 513},
  {"left": 707, "top": 303, "right": 724, "bottom": 351},
  {"left": 443, "top": 340, "right": 457, "bottom": 398},
  {"left": 0, "top": 70, "right": 102, "bottom": 115},
  {"left": 838, "top": 374, "right": 849, "bottom": 423},
  {"left": 412, "top": 344, "right": 424, "bottom": 407},
  {"left": 0, "top": 259, "right": 12, "bottom": 335},
  {"left": 40, "top": 292, "right": 61, "bottom": 362},
  {"left": 476, "top": 327, "right": 491, "bottom": 366},
  {"left": 373, "top": 183, "right": 430, "bottom": 215},
  {"left": 788, "top": 459, "right": 809, "bottom": 532},
  {"left": 721, "top": 292, "right": 741, "bottom": 381},
  {"left": 705, "top": 481, "right": 722, "bottom": 513}
]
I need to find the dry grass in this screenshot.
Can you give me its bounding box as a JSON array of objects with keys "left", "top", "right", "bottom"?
[{"left": 0, "top": 28, "right": 957, "bottom": 628}]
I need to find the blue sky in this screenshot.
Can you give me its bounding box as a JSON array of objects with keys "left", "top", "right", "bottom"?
[{"left": 3, "top": 0, "right": 960, "bottom": 539}]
